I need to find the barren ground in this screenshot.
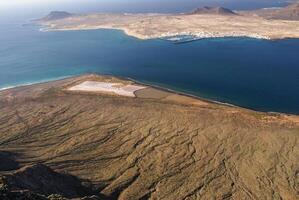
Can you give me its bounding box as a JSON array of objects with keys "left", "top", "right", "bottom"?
[
  {"left": 0, "top": 74, "right": 298, "bottom": 199},
  {"left": 41, "top": 13, "right": 299, "bottom": 40}
]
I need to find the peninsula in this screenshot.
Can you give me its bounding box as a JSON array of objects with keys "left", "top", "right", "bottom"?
[
  {"left": 36, "top": 3, "right": 299, "bottom": 40},
  {"left": 0, "top": 74, "right": 298, "bottom": 199}
]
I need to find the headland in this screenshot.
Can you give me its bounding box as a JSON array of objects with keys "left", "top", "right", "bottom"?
[{"left": 0, "top": 74, "right": 298, "bottom": 199}]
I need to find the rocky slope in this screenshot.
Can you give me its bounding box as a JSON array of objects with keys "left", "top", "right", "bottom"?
[
  {"left": 0, "top": 74, "right": 298, "bottom": 200},
  {"left": 245, "top": 3, "right": 299, "bottom": 20},
  {"left": 2, "top": 164, "right": 93, "bottom": 198},
  {"left": 0, "top": 163, "right": 106, "bottom": 200}
]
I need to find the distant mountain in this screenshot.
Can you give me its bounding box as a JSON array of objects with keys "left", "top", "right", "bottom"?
[
  {"left": 268, "top": 3, "right": 299, "bottom": 20},
  {"left": 187, "top": 6, "right": 237, "bottom": 15},
  {"left": 250, "top": 3, "right": 299, "bottom": 20},
  {"left": 37, "top": 11, "right": 73, "bottom": 22}
]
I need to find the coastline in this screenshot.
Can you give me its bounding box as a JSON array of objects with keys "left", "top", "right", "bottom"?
[
  {"left": 127, "top": 78, "right": 239, "bottom": 108},
  {"left": 0, "top": 75, "right": 73, "bottom": 91},
  {"left": 1, "top": 73, "right": 298, "bottom": 117},
  {"left": 41, "top": 25, "right": 273, "bottom": 41},
  {"left": 1, "top": 4, "right": 299, "bottom": 199},
  {"left": 37, "top": 11, "right": 299, "bottom": 41}
]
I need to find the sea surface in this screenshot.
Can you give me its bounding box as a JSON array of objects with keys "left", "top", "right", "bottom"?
[{"left": 0, "top": 21, "right": 299, "bottom": 115}]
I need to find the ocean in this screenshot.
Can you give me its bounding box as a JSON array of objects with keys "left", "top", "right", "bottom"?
[{"left": 0, "top": 0, "right": 298, "bottom": 114}]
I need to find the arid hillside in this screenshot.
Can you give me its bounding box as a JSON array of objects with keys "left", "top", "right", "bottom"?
[
  {"left": 0, "top": 74, "right": 298, "bottom": 200},
  {"left": 244, "top": 3, "right": 299, "bottom": 20}
]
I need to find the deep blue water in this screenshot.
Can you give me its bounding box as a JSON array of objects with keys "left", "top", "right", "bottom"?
[{"left": 0, "top": 23, "right": 299, "bottom": 114}]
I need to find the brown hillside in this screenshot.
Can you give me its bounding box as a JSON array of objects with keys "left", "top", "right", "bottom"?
[
  {"left": 246, "top": 3, "right": 299, "bottom": 20},
  {"left": 0, "top": 74, "right": 298, "bottom": 200}
]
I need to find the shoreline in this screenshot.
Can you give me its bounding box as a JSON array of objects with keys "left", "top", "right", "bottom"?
[
  {"left": 39, "top": 26, "right": 296, "bottom": 44},
  {"left": 42, "top": 26, "right": 274, "bottom": 41},
  {"left": 0, "top": 75, "right": 73, "bottom": 91},
  {"left": 1, "top": 73, "right": 298, "bottom": 117},
  {"left": 127, "top": 78, "right": 238, "bottom": 108}
]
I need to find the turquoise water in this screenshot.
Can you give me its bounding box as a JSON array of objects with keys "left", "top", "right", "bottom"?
[{"left": 0, "top": 23, "right": 299, "bottom": 114}]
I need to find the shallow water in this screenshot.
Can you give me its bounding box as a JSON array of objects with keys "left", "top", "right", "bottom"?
[{"left": 0, "top": 23, "right": 299, "bottom": 114}]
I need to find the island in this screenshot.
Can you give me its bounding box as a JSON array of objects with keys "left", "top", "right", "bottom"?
[
  {"left": 36, "top": 3, "right": 299, "bottom": 40},
  {"left": 0, "top": 74, "right": 298, "bottom": 199}
]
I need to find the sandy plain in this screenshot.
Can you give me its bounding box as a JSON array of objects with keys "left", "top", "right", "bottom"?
[{"left": 40, "top": 13, "right": 299, "bottom": 40}]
